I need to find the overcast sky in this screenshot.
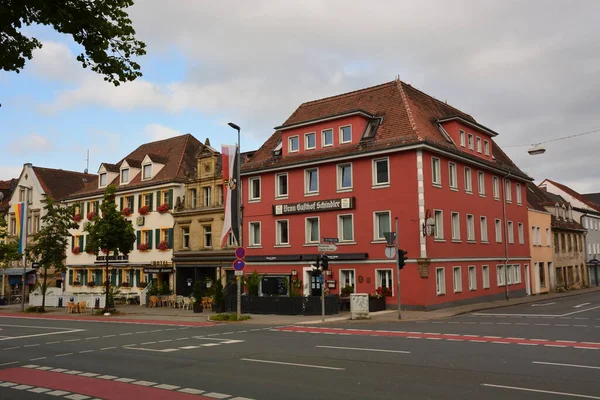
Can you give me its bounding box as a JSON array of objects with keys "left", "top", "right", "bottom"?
[{"left": 1, "top": 0, "right": 599, "bottom": 193}]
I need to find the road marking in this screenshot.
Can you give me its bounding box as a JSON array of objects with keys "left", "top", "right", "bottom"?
[
  {"left": 102, "top": 335, "right": 116, "bottom": 338},
  {"left": 79, "top": 350, "right": 94, "bottom": 354},
  {"left": 85, "top": 337, "right": 99, "bottom": 340},
  {"left": 316, "top": 345, "right": 410, "bottom": 354},
  {"left": 482, "top": 383, "right": 600, "bottom": 399},
  {"left": 574, "top": 302, "right": 592, "bottom": 308},
  {"left": 24, "top": 344, "right": 39, "bottom": 347},
  {"left": 64, "top": 339, "right": 81, "bottom": 342},
  {"left": 534, "top": 361, "right": 600, "bottom": 370},
  {"left": 100, "top": 347, "right": 116, "bottom": 351},
  {"left": 46, "top": 341, "right": 61, "bottom": 345},
  {"left": 29, "top": 357, "right": 46, "bottom": 361},
  {"left": 241, "top": 358, "right": 345, "bottom": 371},
  {"left": 531, "top": 302, "right": 556, "bottom": 307},
  {"left": 562, "top": 305, "right": 600, "bottom": 316},
  {"left": 124, "top": 347, "right": 179, "bottom": 353},
  {"left": 0, "top": 361, "right": 19, "bottom": 366},
  {"left": 205, "top": 392, "right": 232, "bottom": 399},
  {"left": 132, "top": 380, "right": 157, "bottom": 386},
  {"left": 178, "top": 388, "right": 206, "bottom": 395},
  {"left": 119, "top": 333, "right": 133, "bottom": 336},
  {"left": 0, "top": 329, "right": 84, "bottom": 341},
  {"left": 55, "top": 353, "right": 73, "bottom": 357},
  {"left": 141, "top": 341, "right": 156, "bottom": 345}
]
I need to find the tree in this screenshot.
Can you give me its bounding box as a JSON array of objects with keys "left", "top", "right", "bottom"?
[
  {"left": 84, "top": 185, "right": 135, "bottom": 312},
  {"left": 1, "top": 0, "right": 146, "bottom": 86},
  {"left": 26, "top": 196, "right": 77, "bottom": 311},
  {"left": 0, "top": 215, "right": 19, "bottom": 268}
]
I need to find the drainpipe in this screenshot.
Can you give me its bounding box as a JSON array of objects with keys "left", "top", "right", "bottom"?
[{"left": 501, "top": 171, "right": 512, "bottom": 300}]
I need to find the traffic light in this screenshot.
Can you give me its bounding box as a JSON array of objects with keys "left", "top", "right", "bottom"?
[
  {"left": 398, "top": 249, "right": 408, "bottom": 269},
  {"left": 311, "top": 257, "right": 321, "bottom": 276},
  {"left": 320, "top": 254, "right": 329, "bottom": 271}
]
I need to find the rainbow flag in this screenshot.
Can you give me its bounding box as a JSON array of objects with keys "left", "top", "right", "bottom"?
[{"left": 13, "top": 202, "right": 27, "bottom": 254}]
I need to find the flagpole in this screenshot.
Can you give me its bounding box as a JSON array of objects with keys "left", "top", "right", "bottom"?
[{"left": 228, "top": 122, "right": 242, "bottom": 321}]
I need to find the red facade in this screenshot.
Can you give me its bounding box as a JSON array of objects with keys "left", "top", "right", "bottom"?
[{"left": 240, "top": 81, "right": 531, "bottom": 309}]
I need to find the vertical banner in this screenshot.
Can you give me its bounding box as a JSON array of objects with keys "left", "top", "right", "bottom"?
[
  {"left": 13, "top": 202, "right": 27, "bottom": 255},
  {"left": 221, "top": 144, "right": 240, "bottom": 246}
]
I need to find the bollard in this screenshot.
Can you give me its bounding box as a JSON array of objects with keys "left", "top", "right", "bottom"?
[
  {"left": 95, "top": 298, "right": 100, "bottom": 309},
  {"left": 58, "top": 297, "right": 63, "bottom": 307}
]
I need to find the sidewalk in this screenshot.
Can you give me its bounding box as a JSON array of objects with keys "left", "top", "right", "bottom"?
[{"left": 1, "top": 286, "right": 598, "bottom": 326}]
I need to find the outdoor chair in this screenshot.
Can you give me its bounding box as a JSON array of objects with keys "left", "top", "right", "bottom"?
[
  {"left": 182, "top": 297, "right": 193, "bottom": 311},
  {"left": 66, "top": 302, "right": 78, "bottom": 313},
  {"left": 148, "top": 296, "right": 160, "bottom": 308}
]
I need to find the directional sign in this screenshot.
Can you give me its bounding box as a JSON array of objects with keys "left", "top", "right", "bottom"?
[
  {"left": 235, "top": 247, "right": 246, "bottom": 259},
  {"left": 318, "top": 244, "right": 338, "bottom": 252},
  {"left": 31, "top": 262, "right": 40, "bottom": 269},
  {"left": 235, "top": 270, "right": 244, "bottom": 276},
  {"left": 322, "top": 237, "right": 339, "bottom": 244},
  {"left": 384, "top": 246, "right": 397, "bottom": 259},
  {"left": 233, "top": 259, "right": 246, "bottom": 271}
]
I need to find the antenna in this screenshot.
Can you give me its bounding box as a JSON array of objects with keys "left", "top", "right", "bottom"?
[{"left": 84, "top": 149, "right": 89, "bottom": 174}]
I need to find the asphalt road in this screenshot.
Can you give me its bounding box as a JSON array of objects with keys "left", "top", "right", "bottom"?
[{"left": 0, "top": 291, "right": 598, "bottom": 399}]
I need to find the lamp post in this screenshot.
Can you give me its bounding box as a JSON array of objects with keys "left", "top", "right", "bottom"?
[
  {"left": 18, "top": 184, "right": 32, "bottom": 312},
  {"left": 228, "top": 122, "right": 242, "bottom": 320}
]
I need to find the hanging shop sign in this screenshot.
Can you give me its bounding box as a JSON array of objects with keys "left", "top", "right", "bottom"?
[
  {"left": 272, "top": 197, "right": 354, "bottom": 216},
  {"left": 95, "top": 254, "right": 129, "bottom": 264}
]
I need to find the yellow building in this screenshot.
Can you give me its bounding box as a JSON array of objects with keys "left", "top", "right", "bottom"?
[{"left": 526, "top": 183, "right": 553, "bottom": 295}]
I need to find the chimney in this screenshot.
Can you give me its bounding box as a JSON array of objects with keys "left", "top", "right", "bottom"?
[{"left": 204, "top": 138, "right": 211, "bottom": 146}]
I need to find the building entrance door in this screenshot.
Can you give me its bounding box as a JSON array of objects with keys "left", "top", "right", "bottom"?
[{"left": 310, "top": 274, "right": 322, "bottom": 296}]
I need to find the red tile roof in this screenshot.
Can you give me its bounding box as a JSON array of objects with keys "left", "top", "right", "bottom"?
[
  {"left": 32, "top": 167, "right": 96, "bottom": 201},
  {"left": 242, "top": 80, "right": 527, "bottom": 178},
  {"left": 67, "top": 134, "right": 203, "bottom": 199},
  {"left": 541, "top": 179, "right": 600, "bottom": 212},
  {"left": 0, "top": 179, "right": 18, "bottom": 213}
]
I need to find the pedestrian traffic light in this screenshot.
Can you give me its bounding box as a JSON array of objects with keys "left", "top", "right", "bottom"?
[
  {"left": 398, "top": 249, "right": 408, "bottom": 269},
  {"left": 311, "top": 258, "right": 321, "bottom": 276},
  {"left": 320, "top": 254, "right": 329, "bottom": 271}
]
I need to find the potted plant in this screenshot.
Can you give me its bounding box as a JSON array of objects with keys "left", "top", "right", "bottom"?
[
  {"left": 72, "top": 281, "right": 81, "bottom": 286},
  {"left": 192, "top": 282, "right": 203, "bottom": 313},
  {"left": 72, "top": 246, "right": 81, "bottom": 255},
  {"left": 87, "top": 211, "right": 96, "bottom": 220},
  {"left": 138, "top": 281, "right": 148, "bottom": 288},
  {"left": 245, "top": 271, "right": 261, "bottom": 297},
  {"left": 73, "top": 214, "right": 82, "bottom": 222},
  {"left": 87, "top": 280, "right": 96, "bottom": 287},
  {"left": 341, "top": 285, "right": 354, "bottom": 297},
  {"left": 121, "top": 207, "right": 132, "bottom": 217},
  {"left": 157, "top": 203, "right": 170, "bottom": 213},
  {"left": 157, "top": 241, "right": 169, "bottom": 251},
  {"left": 212, "top": 279, "right": 225, "bottom": 313},
  {"left": 137, "top": 243, "right": 150, "bottom": 252},
  {"left": 375, "top": 286, "right": 392, "bottom": 297},
  {"left": 121, "top": 282, "right": 130, "bottom": 288},
  {"left": 138, "top": 205, "right": 150, "bottom": 215}
]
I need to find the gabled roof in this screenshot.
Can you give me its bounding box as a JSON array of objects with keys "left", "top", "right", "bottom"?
[
  {"left": 99, "top": 163, "right": 119, "bottom": 173},
  {"left": 583, "top": 192, "right": 600, "bottom": 208},
  {"left": 551, "top": 214, "right": 585, "bottom": 232},
  {"left": 242, "top": 80, "right": 528, "bottom": 179},
  {"left": 526, "top": 182, "right": 552, "bottom": 212},
  {"left": 0, "top": 178, "right": 18, "bottom": 213},
  {"left": 67, "top": 134, "right": 203, "bottom": 199},
  {"left": 32, "top": 167, "right": 96, "bottom": 201},
  {"left": 541, "top": 179, "right": 600, "bottom": 212}
]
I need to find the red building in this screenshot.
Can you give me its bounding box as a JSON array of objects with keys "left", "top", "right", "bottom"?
[{"left": 241, "top": 80, "right": 531, "bottom": 309}]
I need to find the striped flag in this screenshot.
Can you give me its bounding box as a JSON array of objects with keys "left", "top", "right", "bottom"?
[
  {"left": 221, "top": 144, "right": 240, "bottom": 247},
  {"left": 13, "top": 202, "right": 27, "bottom": 255}
]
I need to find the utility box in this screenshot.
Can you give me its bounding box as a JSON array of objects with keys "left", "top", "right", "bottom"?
[{"left": 350, "top": 293, "right": 369, "bottom": 319}]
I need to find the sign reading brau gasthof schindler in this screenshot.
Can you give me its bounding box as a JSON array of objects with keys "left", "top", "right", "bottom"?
[{"left": 273, "top": 197, "right": 355, "bottom": 216}]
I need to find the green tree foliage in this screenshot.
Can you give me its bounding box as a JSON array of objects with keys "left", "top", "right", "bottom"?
[
  {"left": 0, "top": 214, "right": 19, "bottom": 267},
  {"left": 0, "top": 0, "right": 146, "bottom": 86},
  {"left": 84, "top": 185, "right": 135, "bottom": 311},
  {"left": 26, "top": 196, "right": 78, "bottom": 311}
]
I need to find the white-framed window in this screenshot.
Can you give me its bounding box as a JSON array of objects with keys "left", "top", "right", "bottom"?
[
  {"left": 288, "top": 136, "right": 299, "bottom": 152},
  {"left": 276, "top": 173, "right": 288, "bottom": 198},
  {"left": 99, "top": 173, "right": 107, "bottom": 187},
  {"left": 459, "top": 130, "right": 466, "bottom": 147},
  {"left": 340, "top": 269, "right": 355, "bottom": 289},
  {"left": 482, "top": 265, "right": 490, "bottom": 289},
  {"left": 305, "top": 132, "right": 316, "bottom": 150},
  {"left": 340, "top": 125, "right": 352, "bottom": 143},
  {"left": 373, "top": 158, "right": 390, "bottom": 186},
  {"left": 305, "top": 168, "right": 319, "bottom": 194},
  {"left": 468, "top": 266, "right": 477, "bottom": 290},
  {"left": 249, "top": 177, "right": 261, "bottom": 201},
  {"left": 497, "top": 264, "right": 505, "bottom": 286},
  {"left": 142, "top": 164, "right": 152, "bottom": 180},
  {"left": 514, "top": 264, "right": 522, "bottom": 284},
  {"left": 189, "top": 188, "right": 197, "bottom": 208},
  {"left": 516, "top": 183, "right": 522, "bottom": 204},
  {"left": 305, "top": 217, "right": 320, "bottom": 243},
  {"left": 466, "top": 214, "right": 475, "bottom": 242},
  {"left": 276, "top": 220, "right": 289, "bottom": 245},
  {"left": 480, "top": 216, "right": 488, "bottom": 242},
  {"left": 531, "top": 227, "right": 537, "bottom": 245},
  {"left": 467, "top": 134, "right": 474, "bottom": 150},
  {"left": 493, "top": 176, "right": 499, "bottom": 199},
  {"left": 464, "top": 167, "right": 472, "bottom": 193},
  {"left": 505, "top": 180, "right": 512, "bottom": 202},
  {"left": 322, "top": 129, "right": 333, "bottom": 147},
  {"left": 432, "top": 157, "right": 441, "bottom": 186},
  {"left": 249, "top": 222, "right": 261, "bottom": 246},
  {"left": 376, "top": 269, "right": 393, "bottom": 293},
  {"left": 484, "top": 140, "right": 490, "bottom": 156},
  {"left": 508, "top": 221, "right": 514, "bottom": 243},
  {"left": 449, "top": 162, "right": 458, "bottom": 189},
  {"left": 451, "top": 212, "right": 461, "bottom": 241},
  {"left": 495, "top": 219, "right": 502, "bottom": 243},
  {"left": 182, "top": 227, "right": 190, "bottom": 249},
  {"left": 374, "top": 211, "right": 391, "bottom": 241},
  {"left": 436, "top": 267, "right": 446, "bottom": 295},
  {"left": 518, "top": 223, "right": 524, "bottom": 244},
  {"left": 506, "top": 265, "right": 513, "bottom": 285},
  {"left": 203, "top": 225, "right": 212, "bottom": 248},
  {"left": 453, "top": 266, "right": 462, "bottom": 292},
  {"left": 434, "top": 209, "right": 444, "bottom": 240},
  {"left": 337, "top": 163, "right": 353, "bottom": 190},
  {"left": 476, "top": 137, "right": 482, "bottom": 153},
  {"left": 203, "top": 186, "right": 212, "bottom": 207},
  {"left": 338, "top": 214, "right": 354, "bottom": 242},
  {"left": 546, "top": 228, "right": 551, "bottom": 247},
  {"left": 120, "top": 168, "right": 130, "bottom": 184},
  {"left": 478, "top": 171, "right": 485, "bottom": 196}
]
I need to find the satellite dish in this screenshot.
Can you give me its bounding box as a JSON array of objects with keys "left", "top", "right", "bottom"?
[{"left": 528, "top": 145, "right": 546, "bottom": 155}]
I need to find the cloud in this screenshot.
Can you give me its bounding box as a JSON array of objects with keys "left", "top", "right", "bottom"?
[
  {"left": 28, "top": 40, "right": 86, "bottom": 83},
  {"left": 0, "top": 166, "right": 23, "bottom": 181},
  {"left": 144, "top": 123, "right": 181, "bottom": 141},
  {"left": 8, "top": 133, "right": 53, "bottom": 155}
]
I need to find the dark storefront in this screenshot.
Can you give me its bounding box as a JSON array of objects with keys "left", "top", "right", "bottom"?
[{"left": 173, "top": 251, "right": 235, "bottom": 297}]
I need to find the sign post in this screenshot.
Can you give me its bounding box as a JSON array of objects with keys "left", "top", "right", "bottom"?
[
  {"left": 395, "top": 217, "right": 401, "bottom": 320},
  {"left": 235, "top": 247, "right": 246, "bottom": 319}
]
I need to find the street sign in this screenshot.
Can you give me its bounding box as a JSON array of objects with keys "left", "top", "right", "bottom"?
[
  {"left": 234, "top": 270, "right": 244, "bottom": 276},
  {"left": 31, "top": 262, "right": 40, "bottom": 269},
  {"left": 322, "top": 237, "right": 339, "bottom": 244},
  {"left": 233, "top": 259, "right": 246, "bottom": 271},
  {"left": 383, "top": 232, "right": 396, "bottom": 246},
  {"left": 317, "top": 244, "right": 338, "bottom": 252},
  {"left": 590, "top": 258, "right": 600, "bottom": 266},
  {"left": 384, "top": 246, "right": 396, "bottom": 259},
  {"left": 235, "top": 247, "right": 246, "bottom": 259}
]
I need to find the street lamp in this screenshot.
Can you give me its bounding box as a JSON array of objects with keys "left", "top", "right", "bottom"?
[
  {"left": 17, "top": 184, "right": 32, "bottom": 311},
  {"left": 227, "top": 122, "right": 242, "bottom": 320}
]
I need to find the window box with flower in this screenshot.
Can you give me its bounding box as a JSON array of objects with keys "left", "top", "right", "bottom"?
[
  {"left": 120, "top": 282, "right": 130, "bottom": 288},
  {"left": 138, "top": 281, "right": 148, "bottom": 288},
  {"left": 157, "top": 240, "right": 170, "bottom": 251},
  {"left": 72, "top": 246, "right": 81, "bottom": 255},
  {"left": 121, "top": 207, "right": 132, "bottom": 217},
  {"left": 87, "top": 281, "right": 95, "bottom": 287},
  {"left": 87, "top": 211, "right": 96, "bottom": 220},
  {"left": 73, "top": 214, "right": 82, "bottom": 222},
  {"left": 157, "top": 203, "right": 170, "bottom": 214},
  {"left": 138, "top": 206, "right": 150, "bottom": 215},
  {"left": 138, "top": 243, "right": 150, "bottom": 252},
  {"left": 72, "top": 281, "right": 82, "bottom": 286},
  {"left": 340, "top": 285, "right": 354, "bottom": 297}
]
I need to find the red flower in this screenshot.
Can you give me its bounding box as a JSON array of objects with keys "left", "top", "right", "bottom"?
[
  {"left": 121, "top": 207, "right": 132, "bottom": 216},
  {"left": 73, "top": 214, "right": 82, "bottom": 222},
  {"left": 157, "top": 240, "right": 169, "bottom": 251},
  {"left": 138, "top": 206, "right": 150, "bottom": 215},
  {"left": 157, "top": 203, "right": 170, "bottom": 213},
  {"left": 87, "top": 211, "right": 96, "bottom": 220},
  {"left": 72, "top": 246, "right": 81, "bottom": 254},
  {"left": 138, "top": 243, "right": 150, "bottom": 251}
]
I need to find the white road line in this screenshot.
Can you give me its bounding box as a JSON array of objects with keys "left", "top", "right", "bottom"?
[
  {"left": 482, "top": 383, "right": 600, "bottom": 399},
  {"left": 85, "top": 337, "right": 99, "bottom": 340},
  {"left": 23, "top": 344, "right": 39, "bottom": 347},
  {"left": 0, "top": 361, "right": 19, "bottom": 366},
  {"left": 29, "top": 357, "right": 46, "bottom": 361},
  {"left": 316, "top": 345, "right": 410, "bottom": 354},
  {"left": 574, "top": 302, "right": 592, "bottom": 308},
  {"left": 531, "top": 302, "right": 556, "bottom": 307},
  {"left": 3, "top": 346, "right": 20, "bottom": 350},
  {"left": 0, "top": 329, "right": 84, "bottom": 341},
  {"left": 562, "top": 305, "right": 600, "bottom": 316},
  {"left": 100, "top": 347, "right": 117, "bottom": 351},
  {"left": 79, "top": 350, "right": 94, "bottom": 354},
  {"left": 64, "top": 339, "right": 81, "bottom": 342},
  {"left": 55, "top": 353, "right": 73, "bottom": 357},
  {"left": 102, "top": 335, "right": 116, "bottom": 338},
  {"left": 204, "top": 392, "right": 231, "bottom": 399},
  {"left": 119, "top": 333, "right": 132, "bottom": 336},
  {"left": 179, "top": 388, "right": 206, "bottom": 395},
  {"left": 533, "top": 361, "right": 600, "bottom": 370},
  {"left": 241, "top": 358, "right": 344, "bottom": 371}
]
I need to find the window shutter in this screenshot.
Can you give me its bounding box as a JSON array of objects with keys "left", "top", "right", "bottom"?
[
  {"left": 148, "top": 193, "right": 153, "bottom": 211},
  {"left": 148, "top": 231, "right": 153, "bottom": 249},
  {"left": 135, "top": 269, "right": 141, "bottom": 286},
  {"left": 120, "top": 197, "right": 123, "bottom": 210},
  {"left": 83, "top": 269, "right": 88, "bottom": 284},
  {"left": 156, "top": 191, "right": 161, "bottom": 208},
  {"left": 168, "top": 189, "right": 174, "bottom": 209},
  {"left": 155, "top": 229, "right": 160, "bottom": 246},
  {"left": 71, "top": 236, "right": 75, "bottom": 250},
  {"left": 138, "top": 194, "right": 142, "bottom": 209},
  {"left": 168, "top": 228, "right": 173, "bottom": 249},
  {"left": 136, "top": 231, "right": 141, "bottom": 247},
  {"left": 129, "top": 270, "right": 134, "bottom": 285},
  {"left": 86, "top": 202, "right": 90, "bottom": 214},
  {"left": 79, "top": 236, "right": 84, "bottom": 249},
  {"left": 68, "top": 270, "right": 73, "bottom": 285},
  {"left": 129, "top": 196, "right": 135, "bottom": 213},
  {"left": 96, "top": 270, "right": 102, "bottom": 285},
  {"left": 111, "top": 271, "right": 117, "bottom": 286},
  {"left": 94, "top": 201, "right": 99, "bottom": 212}
]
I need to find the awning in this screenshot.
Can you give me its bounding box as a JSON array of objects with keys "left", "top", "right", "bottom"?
[{"left": 0, "top": 268, "right": 35, "bottom": 276}]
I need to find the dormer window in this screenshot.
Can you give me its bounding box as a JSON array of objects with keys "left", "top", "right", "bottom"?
[
  {"left": 340, "top": 125, "right": 352, "bottom": 144},
  {"left": 99, "top": 173, "right": 107, "bottom": 187},
  {"left": 121, "top": 168, "right": 130, "bottom": 184},
  {"left": 142, "top": 164, "right": 152, "bottom": 180},
  {"left": 288, "top": 136, "right": 299, "bottom": 153},
  {"left": 459, "top": 130, "right": 466, "bottom": 147},
  {"left": 272, "top": 140, "right": 282, "bottom": 156},
  {"left": 322, "top": 129, "right": 333, "bottom": 147},
  {"left": 467, "top": 134, "right": 474, "bottom": 150},
  {"left": 476, "top": 137, "right": 482, "bottom": 153},
  {"left": 484, "top": 140, "right": 490, "bottom": 156},
  {"left": 305, "top": 132, "right": 316, "bottom": 150}
]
